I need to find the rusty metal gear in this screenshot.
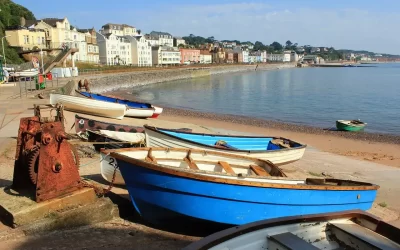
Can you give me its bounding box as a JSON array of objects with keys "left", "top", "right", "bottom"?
[
  {"left": 28, "top": 146, "right": 40, "bottom": 184},
  {"left": 28, "top": 145, "right": 80, "bottom": 185}
]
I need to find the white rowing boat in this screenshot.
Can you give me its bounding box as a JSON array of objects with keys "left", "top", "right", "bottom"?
[
  {"left": 144, "top": 125, "right": 307, "bottom": 165},
  {"left": 50, "top": 93, "right": 126, "bottom": 120},
  {"left": 182, "top": 210, "right": 400, "bottom": 250}
]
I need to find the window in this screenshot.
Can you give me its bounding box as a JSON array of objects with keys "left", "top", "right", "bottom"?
[
  {"left": 37, "top": 37, "right": 41, "bottom": 44},
  {"left": 27, "top": 36, "right": 30, "bottom": 44},
  {"left": 42, "top": 37, "right": 45, "bottom": 44}
]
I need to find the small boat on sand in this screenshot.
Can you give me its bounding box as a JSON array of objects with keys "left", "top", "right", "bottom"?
[
  {"left": 182, "top": 210, "right": 400, "bottom": 250},
  {"left": 74, "top": 114, "right": 145, "bottom": 134},
  {"left": 144, "top": 125, "right": 306, "bottom": 165},
  {"left": 50, "top": 93, "right": 126, "bottom": 120},
  {"left": 336, "top": 119, "right": 367, "bottom": 131},
  {"left": 76, "top": 91, "right": 163, "bottom": 118},
  {"left": 87, "top": 129, "right": 145, "bottom": 151},
  {"left": 101, "top": 147, "right": 378, "bottom": 226}
]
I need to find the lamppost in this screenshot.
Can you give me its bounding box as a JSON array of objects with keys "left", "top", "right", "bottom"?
[
  {"left": 1, "top": 35, "right": 11, "bottom": 67},
  {"left": 39, "top": 47, "right": 44, "bottom": 74}
]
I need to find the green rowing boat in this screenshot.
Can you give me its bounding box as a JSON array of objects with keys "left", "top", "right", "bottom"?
[{"left": 336, "top": 120, "right": 367, "bottom": 132}]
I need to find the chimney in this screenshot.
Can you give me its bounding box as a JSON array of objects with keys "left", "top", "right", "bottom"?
[{"left": 20, "top": 17, "right": 26, "bottom": 26}]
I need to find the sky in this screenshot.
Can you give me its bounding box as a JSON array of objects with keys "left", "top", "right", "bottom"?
[{"left": 14, "top": 0, "right": 400, "bottom": 54}]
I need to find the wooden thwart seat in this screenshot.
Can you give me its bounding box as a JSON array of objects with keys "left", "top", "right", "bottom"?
[
  {"left": 184, "top": 150, "right": 199, "bottom": 170},
  {"left": 250, "top": 164, "right": 270, "bottom": 176},
  {"left": 268, "top": 232, "right": 319, "bottom": 250},
  {"left": 218, "top": 161, "right": 235, "bottom": 174},
  {"left": 328, "top": 222, "right": 400, "bottom": 250}
]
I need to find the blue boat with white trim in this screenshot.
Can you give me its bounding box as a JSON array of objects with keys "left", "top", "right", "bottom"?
[{"left": 101, "top": 147, "right": 379, "bottom": 227}]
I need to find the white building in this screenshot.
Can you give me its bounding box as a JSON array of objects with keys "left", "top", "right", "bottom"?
[
  {"left": 260, "top": 50, "right": 267, "bottom": 62},
  {"left": 174, "top": 37, "right": 186, "bottom": 47},
  {"left": 149, "top": 31, "right": 173, "bottom": 47},
  {"left": 126, "top": 35, "right": 152, "bottom": 66},
  {"left": 242, "top": 50, "right": 249, "bottom": 63},
  {"left": 96, "top": 32, "right": 132, "bottom": 65},
  {"left": 290, "top": 51, "right": 299, "bottom": 62},
  {"left": 200, "top": 54, "right": 212, "bottom": 64},
  {"left": 152, "top": 46, "right": 180, "bottom": 65},
  {"left": 283, "top": 51, "right": 291, "bottom": 62},
  {"left": 100, "top": 23, "right": 137, "bottom": 36},
  {"left": 144, "top": 35, "right": 159, "bottom": 47},
  {"left": 268, "top": 53, "right": 284, "bottom": 62}
]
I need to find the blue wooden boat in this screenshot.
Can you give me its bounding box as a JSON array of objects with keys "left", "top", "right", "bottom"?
[
  {"left": 144, "top": 125, "right": 307, "bottom": 165},
  {"left": 101, "top": 147, "right": 379, "bottom": 227},
  {"left": 76, "top": 91, "right": 163, "bottom": 118}
]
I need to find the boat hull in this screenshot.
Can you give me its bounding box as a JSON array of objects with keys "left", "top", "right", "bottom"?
[
  {"left": 116, "top": 158, "right": 376, "bottom": 226},
  {"left": 50, "top": 94, "right": 126, "bottom": 120},
  {"left": 336, "top": 120, "right": 366, "bottom": 131},
  {"left": 145, "top": 127, "right": 306, "bottom": 165},
  {"left": 125, "top": 107, "right": 155, "bottom": 118},
  {"left": 74, "top": 114, "right": 145, "bottom": 134},
  {"left": 78, "top": 91, "right": 162, "bottom": 118}
]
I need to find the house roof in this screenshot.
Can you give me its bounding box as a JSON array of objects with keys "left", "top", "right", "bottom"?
[
  {"left": 41, "top": 18, "right": 64, "bottom": 27},
  {"left": 144, "top": 34, "right": 159, "bottom": 40},
  {"left": 150, "top": 31, "right": 172, "bottom": 37},
  {"left": 102, "top": 23, "right": 135, "bottom": 30},
  {"left": 77, "top": 28, "right": 95, "bottom": 33}
]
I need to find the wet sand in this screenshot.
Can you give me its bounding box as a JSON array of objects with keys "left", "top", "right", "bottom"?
[{"left": 158, "top": 107, "right": 400, "bottom": 168}]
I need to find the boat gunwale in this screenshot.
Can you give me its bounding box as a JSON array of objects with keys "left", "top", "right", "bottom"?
[
  {"left": 144, "top": 125, "right": 307, "bottom": 153},
  {"left": 181, "top": 210, "right": 398, "bottom": 250},
  {"left": 102, "top": 147, "right": 379, "bottom": 191},
  {"left": 50, "top": 93, "right": 127, "bottom": 109}
]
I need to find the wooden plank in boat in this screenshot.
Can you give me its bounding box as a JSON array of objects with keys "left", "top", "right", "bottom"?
[
  {"left": 184, "top": 150, "right": 199, "bottom": 170},
  {"left": 328, "top": 222, "right": 400, "bottom": 250},
  {"left": 218, "top": 161, "right": 235, "bottom": 175},
  {"left": 268, "top": 232, "right": 319, "bottom": 250},
  {"left": 250, "top": 164, "right": 270, "bottom": 176}
]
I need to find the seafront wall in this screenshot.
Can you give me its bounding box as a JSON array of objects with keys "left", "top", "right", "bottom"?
[{"left": 86, "top": 64, "right": 296, "bottom": 93}]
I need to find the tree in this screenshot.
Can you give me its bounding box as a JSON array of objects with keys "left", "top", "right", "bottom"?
[
  {"left": 206, "top": 36, "right": 215, "bottom": 43},
  {"left": 270, "top": 41, "right": 283, "bottom": 51},
  {"left": 137, "top": 29, "right": 141, "bottom": 35},
  {"left": 253, "top": 41, "right": 267, "bottom": 51},
  {"left": 285, "top": 40, "right": 292, "bottom": 49}
]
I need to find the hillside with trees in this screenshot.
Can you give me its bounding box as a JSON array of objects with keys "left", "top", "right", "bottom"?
[{"left": 0, "top": 0, "right": 36, "bottom": 64}]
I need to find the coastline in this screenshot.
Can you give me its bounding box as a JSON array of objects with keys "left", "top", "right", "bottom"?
[{"left": 88, "top": 63, "right": 296, "bottom": 93}]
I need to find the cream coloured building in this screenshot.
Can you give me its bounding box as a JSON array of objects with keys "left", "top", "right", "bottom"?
[
  {"left": 34, "top": 17, "right": 88, "bottom": 61},
  {"left": 5, "top": 26, "right": 46, "bottom": 51},
  {"left": 152, "top": 46, "right": 180, "bottom": 65},
  {"left": 96, "top": 32, "right": 132, "bottom": 65},
  {"left": 100, "top": 23, "right": 137, "bottom": 36},
  {"left": 125, "top": 35, "right": 152, "bottom": 66}
]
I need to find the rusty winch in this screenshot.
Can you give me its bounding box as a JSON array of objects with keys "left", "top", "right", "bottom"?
[{"left": 12, "top": 104, "right": 82, "bottom": 202}]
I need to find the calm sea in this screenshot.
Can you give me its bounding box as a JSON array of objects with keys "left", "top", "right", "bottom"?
[{"left": 129, "top": 63, "right": 400, "bottom": 135}]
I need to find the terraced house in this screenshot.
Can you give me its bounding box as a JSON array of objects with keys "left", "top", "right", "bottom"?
[
  {"left": 100, "top": 23, "right": 137, "bottom": 36},
  {"left": 148, "top": 31, "right": 173, "bottom": 47},
  {"left": 126, "top": 35, "right": 152, "bottom": 66},
  {"left": 96, "top": 32, "right": 132, "bottom": 65},
  {"left": 77, "top": 28, "right": 99, "bottom": 63}
]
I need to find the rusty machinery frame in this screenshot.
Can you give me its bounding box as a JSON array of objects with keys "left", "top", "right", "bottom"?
[{"left": 12, "top": 104, "right": 82, "bottom": 202}]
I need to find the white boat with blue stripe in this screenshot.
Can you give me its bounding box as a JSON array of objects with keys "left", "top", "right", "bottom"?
[{"left": 144, "top": 125, "right": 307, "bottom": 165}]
